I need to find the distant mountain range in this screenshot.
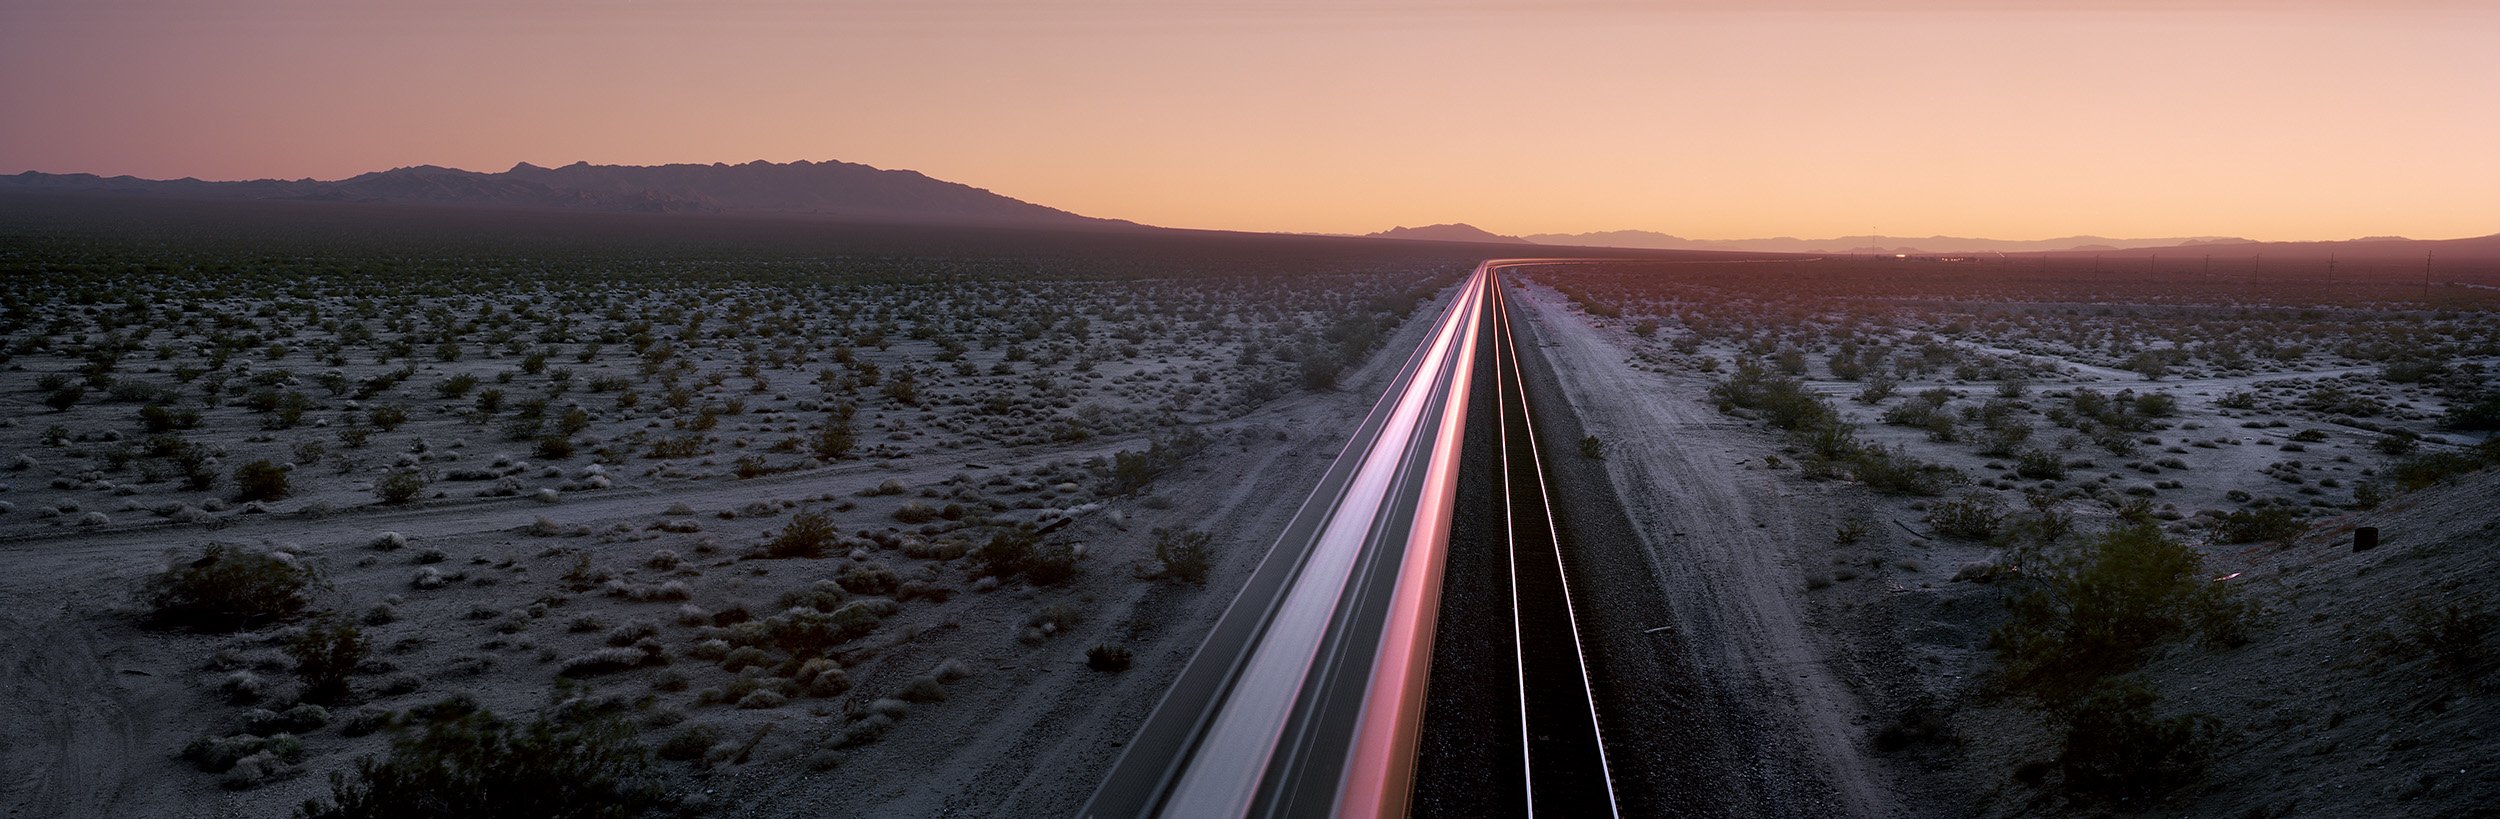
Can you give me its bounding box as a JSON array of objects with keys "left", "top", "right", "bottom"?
[
  {"left": 4, "top": 161, "right": 2481, "bottom": 257},
  {"left": 1521, "top": 229, "right": 2264, "bottom": 254},
  {"left": 0, "top": 160, "right": 1123, "bottom": 228},
  {"left": 1362, "top": 223, "right": 1532, "bottom": 244},
  {"left": 1348, "top": 223, "right": 2268, "bottom": 253}
]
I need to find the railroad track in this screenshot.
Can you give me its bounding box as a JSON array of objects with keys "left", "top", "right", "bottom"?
[
  {"left": 1083, "top": 260, "right": 1618, "bottom": 818},
  {"left": 1483, "top": 269, "right": 1620, "bottom": 817}
]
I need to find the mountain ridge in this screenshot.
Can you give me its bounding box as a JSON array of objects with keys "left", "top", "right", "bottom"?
[
  {"left": 1362, "top": 223, "right": 1532, "bottom": 244},
  {"left": 1521, "top": 228, "right": 2261, "bottom": 254},
  {"left": 1, "top": 160, "right": 1123, "bottom": 228}
]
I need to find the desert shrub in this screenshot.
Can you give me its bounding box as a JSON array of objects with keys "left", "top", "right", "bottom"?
[
  {"left": 654, "top": 725, "right": 719, "bottom": 762},
  {"left": 834, "top": 562, "right": 900, "bottom": 596},
  {"left": 375, "top": 470, "right": 428, "bottom": 505},
  {"left": 973, "top": 527, "right": 1036, "bottom": 579},
  {"left": 2401, "top": 598, "right": 2495, "bottom": 676},
  {"left": 1710, "top": 362, "right": 1834, "bottom": 431},
  {"left": 1880, "top": 400, "right": 1946, "bottom": 430},
  {"left": 895, "top": 675, "right": 947, "bottom": 703},
  {"left": 249, "top": 704, "right": 334, "bottom": 735},
  {"left": 297, "top": 711, "right": 670, "bottom": 819},
  {"left": 437, "top": 374, "right": 479, "bottom": 399},
  {"left": 1153, "top": 527, "right": 1213, "bottom": 585},
  {"left": 144, "top": 544, "right": 312, "bottom": 631},
  {"left": 2014, "top": 450, "right": 2067, "bottom": 480},
  {"left": 186, "top": 732, "right": 305, "bottom": 774},
  {"left": 646, "top": 436, "right": 703, "bottom": 459},
  {"left": 1923, "top": 495, "right": 2002, "bottom": 540},
  {"left": 368, "top": 405, "right": 409, "bottom": 432},
  {"left": 1021, "top": 543, "right": 1081, "bottom": 586},
  {"left": 2384, "top": 440, "right": 2500, "bottom": 491},
  {"left": 811, "top": 417, "right": 855, "bottom": 461},
  {"left": 1577, "top": 435, "right": 1604, "bottom": 460},
  {"left": 1103, "top": 431, "right": 1208, "bottom": 496},
  {"left": 1298, "top": 350, "right": 1342, "bottom": 390},
  {"left": 140, "top": 403, "right": 202, "bottom": 432},
  {"left": 2211, "top": 507, "right": 2304, "bottom": 544},
  {"left": 2130, "top": 392, "right": 2177, "bottom": 418},
  {"left": 559, "top": 648, "right": 655, "bottom": 678},
  {"left": 1086, "top": 643, "right": 1133, "bottom": 672},
  {"left": 534, "top": 436, "right": 575, "bottom": 460},
  {"left": 291, "top": 618, "right": 370, "bottom": 705},
  {"left": 2446, "top": 391, "right": 2500, "bottom": 430},
  {"left": 971, "top": 526, "right": 1079, "bottom": 585},
  {"left": 892, "top": 501, "right": 940, "bottom": 524},
  {"left": 795, "top": 658, "right": 851, "bottom": 698},
  {"left": 1848, "top": 445, "right": 1959, "bottom": 496},
  {"left": 235, "top": 460, "right": 290, "bottom": 502},
  {"left": 2056, "top": 680, "right": 2216, "bottom": 805},
  {"left": 1989, "top": 524, "right": 2243, "bottom": 703},
  {"left": 44, "top": 386, "right": 85, "bottom": 411},
  {"left": 763, "top": 511, "right": 837, "bottom": 559},
  {"left": 2296, "top": 383, "right": 2383, "bottom": 417},
  {"left": 777, "top": 580, "right": 847, "bottom": 613},
  {"left": 733, "top": 601, "right": 888, "bottom": 660}
]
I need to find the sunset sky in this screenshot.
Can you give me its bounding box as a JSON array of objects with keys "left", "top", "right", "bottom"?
[{"left": 3, "top": 1, "right": 2494, "bottom": 241}]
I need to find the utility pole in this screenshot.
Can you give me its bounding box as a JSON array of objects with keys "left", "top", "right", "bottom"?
[
  {"left": 2425, "top": 250, "right": 2434, "bottom": 300},
  {"left": 2326, "top": 253, "right": 2335, "bottom": 287}
]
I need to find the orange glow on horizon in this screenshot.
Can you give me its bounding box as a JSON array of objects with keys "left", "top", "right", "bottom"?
[{"left": 2, "top": 1, "right": 2494, "bottom": 242}]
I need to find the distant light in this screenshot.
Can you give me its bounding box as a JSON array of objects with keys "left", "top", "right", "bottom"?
[{"left": 1894, "top": 254, "right": 1907, "bottom": 259}]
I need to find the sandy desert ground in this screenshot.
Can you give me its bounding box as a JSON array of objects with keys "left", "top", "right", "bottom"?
[
  {"left": 4, "top": 223, "right": 2495, "bottom": 818},
  {"left": 1510, "top": 258, "right": 2500, "bottom": 816},
  {"left": 0, "top": 237, "right": 1473, "bottom": 818}
]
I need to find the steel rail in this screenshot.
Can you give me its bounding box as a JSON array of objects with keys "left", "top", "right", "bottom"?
[
  {"left": 1487, "top": 270, "right": 1622, "bottom": 817},
  {"left": 1082, "top": 259, "right": 1600, "bottom": 819}
]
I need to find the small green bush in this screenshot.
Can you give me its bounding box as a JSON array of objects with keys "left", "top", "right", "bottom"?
[
  {"left": 2385, "top": 440, "right": 2500, "bottom": 491},
  {"left": 1989, "top": 524, "right": 2242, "bottom": 703},
  {"left": 375, "top": 470, "right": 427, "bottom": 505},
  {"left": 144, "top": 544, "right": 312, "bottom": 631},
  {"left": 2211, "top": 507, "right": 2304, "bottom": 544},
  {"left": 2446, "top": 391, "right": 2500, "bottom": 430},
  {"left": 2014, "top": 450, "right": 2066, "bottom": 481},
  {"left": 186, "top": 732, "right": 305, "bottom": 773},
  {"left": 1153, "top": 528, "right": 1213, "bottom": 585},
  {"left": 1924, "top": 495, "right": 2003, "bottom": 541},
  {"left": 763, "top": 512, "right": 837, "bottom": 559},
  {"left": 1848, "top": 444, "right": 1959, "bottom": 496},
  {"left": 969, "top": 526, "right": 1081, "bottom": 585},
  {"left": 44, "top": 386, "right": 85, "bottom": 411},
  {"left": 368, "top": 405, "right": 408, "bottom": 432},
  {"left": 235, "top": 460, "right": 290, "bottom": 503},
  {"left": 2402, "top": 598, "right": 2495, "bottom": 676},
  {"left": 298, "top": 711, "right": 670, "bottom": 819},
  {"left": 1087, "top": 643, "right": 1133, "bottom": 672},
  {"left": 2056, "top": 680, "right": 2216, "bottom": 805},
  {"left": 834, "top": 562, "right": 900, "bottom": 596},
  {"left": 291, "top": 618, "right": 370, "bottom": 705}
]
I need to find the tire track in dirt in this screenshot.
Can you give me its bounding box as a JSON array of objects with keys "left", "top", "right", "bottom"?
[{"left": 1510, "top": 278, "right": 1902, "bottom": 817}]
